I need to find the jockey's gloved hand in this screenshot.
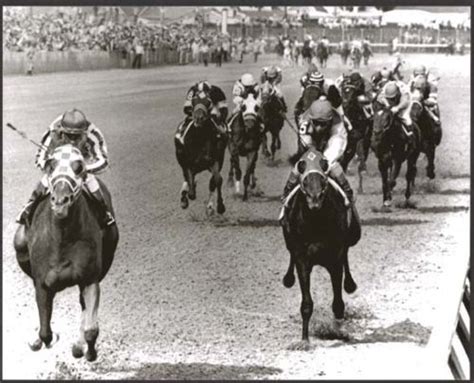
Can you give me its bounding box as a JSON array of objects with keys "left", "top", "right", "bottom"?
[{"left": 390, "top": 106, "right": 399, "bottom": 114}]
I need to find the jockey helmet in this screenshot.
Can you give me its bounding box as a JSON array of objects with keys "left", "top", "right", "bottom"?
[
  {"left": 60, "top": 109, "right": 89, "bottom": 134},
  {"left": 307, "top": 99, "right": 333, "bottom": 122},
  {"left": 413, "top": 65, "right": 427, "bottom": 76},
  {"left": 267, "top": 66, "right": 279, "bottom": 79},
  {"left": 197, "top": 81, "right": 211, "bottom": 93},
  {"left": 308, "top": 71, "right": 324, "bottom": 86},
  {"left": 384, "top": 81, "right": 401, "bottom": 99},
  {"left": 241, "top": 73, "right": 256, "bottom": 87},
  {"left": 349, "top": 72, "right": 363, "bottom": 87},
  {"left": 380, "top": 68, "right": 391, "bottom": 79}
]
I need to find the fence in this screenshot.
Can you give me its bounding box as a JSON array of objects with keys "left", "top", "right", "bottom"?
[{"left": 3, "top": 48, "right": 180, "bottom": 75}]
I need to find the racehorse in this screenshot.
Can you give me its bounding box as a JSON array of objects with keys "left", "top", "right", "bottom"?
[
  {"left": 13, "top": 144, "right": 119, "bottom": 361},
  {"left": 362, "top": 44, "right": 372, "bottom": 66},
  {"left": 371, "top": 102, "right": 421, "bottom": 208},
  {"left": 340, "top": 41, "right": 351, "bottom": 65},
  {"left": 410, "top": 97, "right": 442, "bottom": 179},
  {"left": 281, "top": 148, "right": 360, "bottom": 346},
  {"left": 175, "top": 93, "right": 227, "bottom": 215},
  {"left": 339, "top": 76, "right": 373, "bottom": 193},
  {"left": 259, "top": 81, "right": 284, "bottom": 161},
  {"left": 350, "top": 46, "right": 362, "bottom": 69},
  {"left": 301, "top": 41, "right": 313, "bottom": 65},
  {"left": 315, "top": 42, "right": 329, "bottom": 68},
  {"left": 227, "top": 93, "right": 262, "bottom": 201}
]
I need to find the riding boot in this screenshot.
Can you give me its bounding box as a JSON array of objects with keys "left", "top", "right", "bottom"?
[
  {"left": 91, "top": 189, "right": 115, "bottom": 227},
  {"left": 332, "top": 171, "right": 361, "bottom": 230},
  {"left": 16, "top": 181, "right": 48, "bottom": 225},
  {"left": 176, "top": 115, "right": 192, "bottom": 143},
  {"left": 279, "top": 96, "right": 288, "bottom": 114},
  {"left": 279, "top": 171, "right": 300, "bottom": 223}
]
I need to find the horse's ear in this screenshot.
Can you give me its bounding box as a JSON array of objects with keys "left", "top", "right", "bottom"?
[
  {"left": 296, "top": 159, "right": 306, "bottom": 174},
  {"left": 320, "top": 158, "right": 329, "bottom": 172}
]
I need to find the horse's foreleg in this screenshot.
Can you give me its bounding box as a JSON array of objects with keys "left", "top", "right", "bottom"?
[
  {"left": 343, "top": 248, "right": 357, "bottom": 293},
  {"left": 187, "top": 170, "right": 196, "bottom": 201},
  {"left": 243, "top": 151, "right": 258, "bottom": 201},
  {"left": 230, "top": 150, "right": 242, "bottom": 194},
  {"left": 261, "top": 130, "right": 270, "bottom": 158},
  {"left": 82, "top": 283, "right": 100, "bottom": 362},
  {"left": 329, "top": 258, "right": 345, "bottom": 320},
  {"left": 426, "top": 145, "right": 436, "bottom": 179},
  {"left": 405, "top": 151, "right": 420, "bottom": 203},
  {"left": 72, "top": 289, "right": 86, "bottom": 358},
  {"left": 390, "top": 158, "right": 403, "bottom": 190},
  {"left": 379, "top": 157, "right": 392, "bottom": 206},
  {"left": 227, "top": 147, "right": 235, "bottom": 188},
  {"left": 283, "top": 254, "right": 295, "bottom": 288},
  {"left": 296, "top": 260, "right": 313, "bottom": 342},
  {"left": 30, "top": 283, "right": 56, "bottom": 351}
]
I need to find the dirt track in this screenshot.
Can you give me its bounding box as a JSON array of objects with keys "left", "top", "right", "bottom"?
[{"left": 2, "top": 53, "right": 470, "bottom": 379}]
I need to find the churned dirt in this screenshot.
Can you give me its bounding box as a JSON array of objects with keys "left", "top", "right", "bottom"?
[{"left": 2, "top": 52, "right": 469, "bottom": 380}]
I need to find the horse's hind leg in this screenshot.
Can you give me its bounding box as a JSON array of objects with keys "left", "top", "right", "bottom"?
[
  {"left": 72, "top": 289, "right": 86, "bottom": 358},
  {"left": 82, "top": 283, "right": 100, "bottom": 362},
  {"left": 405, "top": 151, "right": 420, "bottom": 205},
  {"left": 30, "top": 284, "right": 56, "bottom": 351}
]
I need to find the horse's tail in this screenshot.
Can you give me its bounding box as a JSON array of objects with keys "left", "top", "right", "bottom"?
[{"left": 44, "top": 260, "right": 73, "bottom": 289}]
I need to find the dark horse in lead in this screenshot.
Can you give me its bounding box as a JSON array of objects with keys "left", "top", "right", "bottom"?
[
  {"left": 259, "top": 81, "right": 284, "bottom": 161},
  {"left": 175, "top": 94, "right": 227, "bottom": 215},
  {"left": 13, "top": 145, "right": 119, "bottom": 361},
  {"left": 281, "top": 148, "right": 360, "bottom": 346}
]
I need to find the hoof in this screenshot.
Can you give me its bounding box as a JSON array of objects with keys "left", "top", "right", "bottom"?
[
  {"left": 180, "top": 197, "right": 189, "bottom": 209},
  {"left": 188, "top": 193, "right": 196, "bottom": 201},
  {"left": 45, "top": 332, "right": 60, "bottom": 349},
  {"left": 383, "top": 199, "right": 392, "bottom": 208},
  {"left": 72, "top": 343, "right": 85, "bottom": 358},
  {"left": 206, "top": 205, "right": 215, "bottom": 217},
  {"left": 427, "top": 169, "right": 435, "bottom": 179},
  {"left": 217, "top": 203, "right": 226, "bottom": 215},
  {"left": 85, "top": 349, "right": 97, "bottom": 362},
  {"left": 344, "top": 278, "right": 357, "bottom": 294},
  {"left": 29, "top": 338, "right": 43, "bottom": 352},
  {"left": 287, "top": 340, "right": 312, "bottom": 351},
  {"left": 283, "top": 273, "right": 295, "bottom": 288}
]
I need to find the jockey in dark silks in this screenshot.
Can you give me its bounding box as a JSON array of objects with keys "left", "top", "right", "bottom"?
[
  {"left": 299, "top": 62, "right": 319, "bottom": 91},
  {"left": 260, "top": 65, "right": 287, "bottom": 115},
  {"left": 371, "top": 67, "right": 394, "bottom": 96},
  {"left": 16, "top": 109, "right": 116, "bottom": 228},
  {"left": 294, "top": 70, "right": 352, "bottom": 132},
  {"left": 280, "top": 99, "right": 360, "bottom": 228},
  {"left": 337, "top": 71, "right": 375, "bottom": 119},
  {"left": 176, "top": 80, "right": 229, "bottom": 143}
]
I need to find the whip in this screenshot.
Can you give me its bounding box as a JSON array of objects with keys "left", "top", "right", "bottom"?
[{"left": 6, "top": 123, "right": 46, "bottom": 150}]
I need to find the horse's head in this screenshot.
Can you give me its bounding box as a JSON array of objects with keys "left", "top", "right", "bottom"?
[
  {"left": 372, "top": 103, "right": 395, "bottom": 147},
  {"left": 241, "top": 93, "right": 260, "bottom": 132},
  {"left": 340, "top": 75, "right": 357, "bottom": 106},
  {"left": 192, "top": 92, "right": 212, "bottom": 128},
  {"left": 302, "top": 85, "right": 323, "bottom": 111},
  {"left": 296, "top": 149, "right": 330, "bottom": 211},
  {"left": 45, "top": 144, "right": 86, "bottom": 220},
  {"left": 260, "top": 81, "right": 275, "bottom": 104}
]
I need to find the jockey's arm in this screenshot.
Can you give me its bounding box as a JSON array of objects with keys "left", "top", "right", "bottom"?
[
  {"left": 395, "top": 83, "right": 410, "bottom": 111},
  {"left": 35, "top": 115, "right": 62, "bottom": 170},
  {"left": 84, "top": 125, "right": 109, "bottom": 174},
  {"left": 183, "top": 88, "right": 194, "bottom": 115},
  {"left": 323, "top": 115, "right": 347, "bottom": 167}
]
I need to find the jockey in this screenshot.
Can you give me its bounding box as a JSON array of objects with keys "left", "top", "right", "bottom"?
[
  {"left": 281, "top": 99, "right": 360, "bottom": 225},
  {"left": 16, "top": 109, "right": 115, "bottom": 228},
  {"left": 371, "top": 67, "right": 393, "bottom": 95},
  {"left": 391, "top": 52, "right": 404, "bottom": 80},
  {"left": 320, "top": 35, "right": 330, "bottom": 47},
  {"left": 299, "top": 63, "right": 319, "bottom": 91},
  {"left": 408, "top": 65, "right": 440, "bottom": 124},
  {"left": 340, "top": 71, "right": 375, "bottom": 118},
  {"left": 260, "top": 65, "right": 287, "bottom": 113},
  {"left": 231, "top": 73, "right": 260, "bottom": 115},
  {"left": 294, "top": 71, "right": 352, "bottom": 132},
  {"left": 376, "top": 80, "right": 414, "bottom": 133},
  {"left": 176, "top": 80, "right": 228, "bottom": 142}
]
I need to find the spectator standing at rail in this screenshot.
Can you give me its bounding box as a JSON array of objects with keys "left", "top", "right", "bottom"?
[
  {"left": 237, "top": 38, "right": 245, "bottom": 63},
  {"left": 200, "top": 42, "right": 209, "bottom": 66},
  {"left": 222, "top": 37, "right": 230, "bottom": 62},
  {"left": 191, "top": 39, "right": 200, "bottom": 64},
  {"left": 253, "top": 39, "right": 261, "bottom": 63},
  {"left": 132, "top": 38, "right": 144, "bottom": 69}
]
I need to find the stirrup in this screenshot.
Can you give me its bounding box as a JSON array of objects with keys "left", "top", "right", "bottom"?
[{"left": 104, "top": 212, "right": 115, "bottom": 226}]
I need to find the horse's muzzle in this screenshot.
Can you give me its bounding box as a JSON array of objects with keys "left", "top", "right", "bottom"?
[{"left": 50, "top": 194, "right": 73, "bottom": 219}]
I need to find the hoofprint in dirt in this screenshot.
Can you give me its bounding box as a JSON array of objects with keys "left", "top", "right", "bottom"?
[{"left": 3, "top": 53, "right": 469, "bottom": 379}]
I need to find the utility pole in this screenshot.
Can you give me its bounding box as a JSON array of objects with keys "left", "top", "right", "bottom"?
[{"left": 222, "top": 8, "right": 228, "bottom": 34}]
